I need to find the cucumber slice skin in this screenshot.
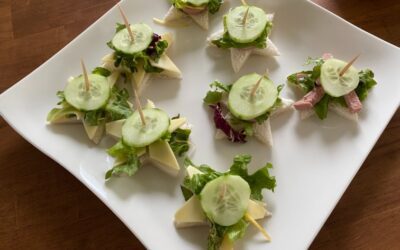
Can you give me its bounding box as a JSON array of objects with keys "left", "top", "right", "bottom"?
[
  {"left": 320, "top": 59, "right": 360, "bottom": 97},
  {"left": 111, "top": 23, "right": 153, "bottom": 55},
  {"left": 226, "top": 6, "right": 268, "bottom": 44},
  {"left": 122, "top": 108, "right": 170, "bottom": 148},
  {"left": 186, "top": 0, "right": 209, "bottom": 7},
  {"left": 64, "top": 74, "right": 110, "bottom": 111},
  {"left": 200, "top": 175, "right": 251, "bottom": 226},
  {"left": 228, "top": 73, "right": 278, "bottom": 120}
]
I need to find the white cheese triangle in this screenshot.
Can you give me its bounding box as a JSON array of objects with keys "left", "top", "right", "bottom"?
[
  {"left": 148, "top": 140, "right": 180, "bottom": 176},
  {"left": 83, "top": 121, "right": 105, "bottom": 144},
  {"left": 253, "top": 118, "right": 273, "bottom": 147},
  {"left": 145, "top": 99, "right": 156, "bottom": 109},
  {"left": 132, "top": 66, "right": 151, "bottom": 94},
  {"left": 186, "top": 165, "right": 202, "bottom": 178},
  {"left": 150, "top": 54, "right": 182, "bottom": 79},
  {"left": 230, "top": 48, "right": 253, "bottom": 73},
  {"left": 174, "top": 196, "right": 207, "bottom": 228},
  {"left": 105, "top": 119, "right": 125, "bottom": 139},
  {"left": 108, "top": 71, "right": 120, "bottom": 87},
  {"left": 169, "top": 117, "right": 188, "bottom": 132},
  {"left": 188, "top": 11, "right": 209, "bottom": 30}
]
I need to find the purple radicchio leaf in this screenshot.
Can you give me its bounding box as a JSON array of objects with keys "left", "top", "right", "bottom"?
[
  {"left": 210, "top": 103, "right": 246, "bottom": 143},
  {"left": 146, "top": 33, "right": 161, "bottom": 57}
]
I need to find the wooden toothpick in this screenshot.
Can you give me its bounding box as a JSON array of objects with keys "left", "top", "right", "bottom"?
[
  {"left": 241, "top": 0, "right": 248, "bottom": 6},
  {"left": 242, "top": 7, "right": 250, "bottom": 26},
  {"left": 118, "top": 5, "right": 135, "bottom": 42},
  {"left": 339, "top": 54, "right": 360, "bottom": 77},
  {"left": 80, "top": 59, "right": 90, "bottom": 92},
  {"left": 244, "top": 213, "right": 271, "bottom": 241},
  {"left": 133, "top": 86, "right": 146, "bottom": 126},
  {"left": 250, "top": 69, "right": 269, "bottom": 98}
]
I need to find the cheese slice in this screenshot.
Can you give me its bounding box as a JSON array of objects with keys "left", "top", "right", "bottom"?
[
  {"left": 220, "top": 235, "right": 234, "bottom": 250},
  {"left": 163, "top": 6, "right": 188, "bottom": 22},
  {"left": 186, "top": 165, "right": 202, "bottom": 178},
  {"left": 174, "top": 196, "right": 269, "bottom": 227},
  {"left": 83, "top": 121, "right": 105, "bottom": 144},
  {"left": 148, "top": 140, "right": 180, "bottom": 176},
  {"left": 150, "top": 54, "right": 182, "bottom": 79},
  {"left": 145, "top": 99, "right": 156, "bottom": 109},
  {"left": 132, "top": 63, "right": 151, "bottom": 94},
  {"left": 230, "top": 48, "right": 253, "bottom": 73},
  {"left": 188, "top": 11, "right": 209, "bottom": 30},
  {"left": 253, "top": 118, "right": 273, "bottom": 147},
  {"left": 105, "top": 119, "right": 126, "bottom": 139},
  {"left": 169, "top": 117, "right": 187, "bottom": 132},
  {"left": 174, "top": 196, "right": 206, "bottom": 228}
]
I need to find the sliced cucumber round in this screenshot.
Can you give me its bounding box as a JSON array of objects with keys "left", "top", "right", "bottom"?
[
  {"left": 187, "top": 0, "right": 209, "bottom": 6},
  {"left": 200, "top": 175, "right": 250, "bottom": 226},
  {"left": 228, "top": 73, "right": 278, "bottom": 120},
  {"left": 320, "top": 58, "right": 360, "bottom": 97},
  {"left": 122, "top": 108, "right": 170, "bottom": 148},
  {"left": 111, "top": 23, "right": 153, "bottom": 54},
  {"left": 64, "top": 74, "right": 110, "bottom": 111},
  {"left": 226, "top": 6, "right": 268, "bottom": 44}
]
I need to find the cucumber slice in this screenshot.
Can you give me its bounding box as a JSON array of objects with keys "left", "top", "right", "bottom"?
[
  {"left": 64, "top": 74, "right": 110, "bottom": 111},
  {"left": 226, "top": 6, "right": 268, "bottom": 44},
  {"left": 200, "top": 175, "right": 250, "bottom": 226},
  {"left": 228, "top": 73, "right": 278, "bottom": 120},
  {"left": 187, "top": 0, "right": 209, "bottom": 6},
  {"left": 320, "top": 58, "right": 360, "bottom": 97},
  {"left": 122, "top": 108, "right": 170, "bottom": 147},
  {"left": 111, "top": 23, "right": 153, "bottom": 54}
]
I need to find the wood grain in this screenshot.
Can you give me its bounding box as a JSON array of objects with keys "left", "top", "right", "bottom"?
[{"left": 0, "top": 0, "right": 399, "bottom": 249}]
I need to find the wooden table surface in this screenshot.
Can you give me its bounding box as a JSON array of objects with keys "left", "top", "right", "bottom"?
[{"left": 0, "top": 0, "right": 399, "bottom": 249}]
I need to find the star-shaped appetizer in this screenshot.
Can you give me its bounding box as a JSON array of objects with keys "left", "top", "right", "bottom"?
[
  {"left": 154, "top": 0, "right": 224, "bottom": 30},
  {"left": 208, "top": 4, "right": 279, "bottom": 72},
  {"left": 175, "top": 155, "right": 276, "bottom": 249},
  {"left": 101, "top": 7, "right": 182, "bottom": 95},
  {"left": 287, "top": 53, "right": 378, "bottom": 122},
  {"left": 47, "top": 61, "right": 133, "bottom": 144},
  {"left": 105, "top": 100, "right": 193, "bottom": 178},
  {"left": 203, "top": 73, "right": 293, "bottom": 146}
]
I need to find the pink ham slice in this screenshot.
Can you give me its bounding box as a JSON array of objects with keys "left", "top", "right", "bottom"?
[
  {"left": 322, "top": 53, "right": 333, "bottom": 60},
  {"left": 344, "top": 91, "right": 362, "bottom": 113},
  {"left": 294, "top": 85, "right": 325, "bottom": 110}
]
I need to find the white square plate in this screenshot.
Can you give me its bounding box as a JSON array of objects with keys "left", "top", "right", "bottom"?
[{"left": 1, "top": 0, "right": 399, "bottom": 249}]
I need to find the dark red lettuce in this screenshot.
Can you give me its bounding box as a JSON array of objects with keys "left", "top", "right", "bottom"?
[{"left": 210, "top": 104, "right": 246, "bottom": 143}]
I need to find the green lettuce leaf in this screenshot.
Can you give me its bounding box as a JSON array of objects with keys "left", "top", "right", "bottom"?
[
  {"left": 212, "top": 18, "right": 272, "bottom": 49},
  {"left": 207, "top": 215, "right": 249, "bottom": 249},
  {"left": 105, "top": 140, "right": 143, "bottom": 179},
  {"left": 313, "top": 94, "right": 330, "bottom": 120},
  {"left": 208, "top": 0, "right": 223, "bottom": 14},
  {"left": 169, "top": 128, "right": 191, "bottom": 156},
  {"left": 229, "top": 154, "right": 276, "bottom": 200},
  {"left": 356, "top": 69, "right": 377, "bottom": 101},
  {"left": 105, "top": 87, "right": 133, "bottom": 121},
  {"left": 92, "top": 67, "right": 111, "bottom": 77}
]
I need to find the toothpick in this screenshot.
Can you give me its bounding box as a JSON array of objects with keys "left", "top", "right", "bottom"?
[
  {"left": 118, "top": 5, "right": 135, "bottom": 42},
  {"left": 250, "top": 69, "right": 269, "bottom": 98},
  {"left": 133, "top": 85, "right": 146, "bottom": 125},
  {"left": 339, "top": 54, "right": 360, "bottom": 77},
  {"left": 241, "top": 0, "right": 248, "bottom": 6},
  {"left": 80, "top": 59, "right": 90, "bottom": 92},
  {"left": 245, "top": 213, "right": 271, "bottom": 241},
  {"left": 242, "top": 7, "right": 250, "bottom": 26}
]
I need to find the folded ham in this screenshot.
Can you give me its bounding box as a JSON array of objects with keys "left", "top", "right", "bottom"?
[
  {"left": 293, "top": 85, "right": 325, "bottom": 110},
  {"left": 344, "top": 90, "right": 362, "bottom": 113}
]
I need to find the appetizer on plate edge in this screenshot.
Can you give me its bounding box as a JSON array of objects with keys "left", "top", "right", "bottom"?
[
  {"left": 287, "top": 53, "right": 377, "bottom": 121},
  {"left": 175, "top": 154, "right": 276, "bottom": 250}
]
